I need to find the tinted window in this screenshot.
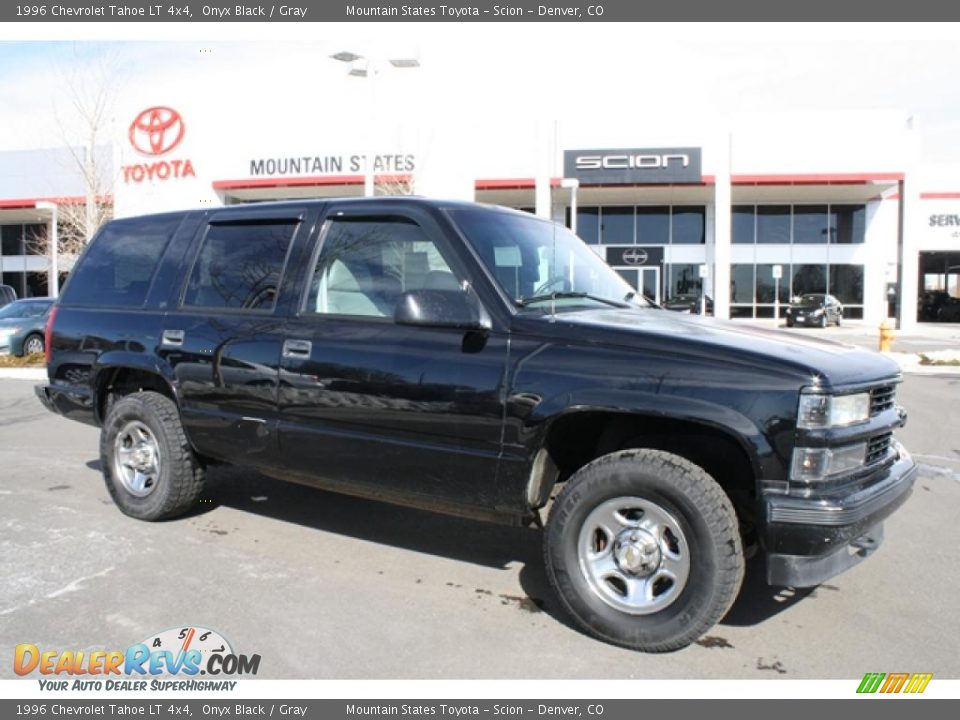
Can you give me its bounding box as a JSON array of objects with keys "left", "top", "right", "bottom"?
[
  {"left": 666, "top": 263, "right": 701, "bottom": 298},
  {"left": 793, "top": 205, "right": 829, "bottom": 244},
  {"left": 793, "top": 265, "right": 827, "bottom": 296},
  {"left": 829, "top": 264, "right": 864, "bottom": 304},
  {"left": 671, "top": 207, "right": 705, "bottom": 244},
  {"left": 635, "top": 207, "right": 669, "bottom": 245},
  {"left": 732, "top": 206, "right": 755, "bottom": 244},
  {"left": 61, "top": 215, "right": 181, "bottom": 307},
  {"left": 601, "top": 207, "right": 634, "bottom": 244},
  {"left": 755, "top": 264, "right": 790, "bottom": 304},
  {"left": 731, "top": 264, "right": 755, "bottom": 304},
  {"left": 307, "top": 218, "right": 458, "bottom": 317},
  {"left": 1, "top": 225, "right": 22, "bottom": 255},
  {"left": 756, "top": 206, "right": 791, "bottom": 244},
  {"left": 183, "top": 221, "right": 296, "bottom": 311},
  {"left": 831, "top": 205, "right": 866, "bottom": 244},
  {"left": 576, "top": 207, "right": 600, "bottom": 244}
]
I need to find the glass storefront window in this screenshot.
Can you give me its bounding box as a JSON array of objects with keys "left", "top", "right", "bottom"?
[
  {"left": 600, "top": 207, "right": 634, "bottom": 244},
  {"left": 635, "top": 206, "right": 669, "bottom": 245},
  {"left": 731, "top": 264, "right": 755, "bottom": 304},
  {"left": 732, "top": 206, "right": 755, "bottom": 244},
  {"left": 755, "top": 264, "right": 791, "bottom": 304},
  {"left": 829, "top": 264, "right": 864, "bottom": 305},
  {"left": 793, "top": 205, "right": 829, "bottom": 244},
  {"left": 576, "top": 207, "right": 600, "bottom": 244},
  {"left": 616, "top": 268, "right": 639, "bottom": 290},
  {"left": 831, "top": 205, "right": 866, "bottom": 244},
  {"left": 792, "top": 264, "right": 827, "bottom": 296},
  {"left": 666, "top": 263, "right": 702, "bottom": 298},
  {"left": 1, "top": 225, "right": 24, "bottom": 256},
  {"left": 756, "top": 206, "right": 791, "bottom": 244},
  {"left": 671, "top": 207, "right": 705, "bottom": 244}
]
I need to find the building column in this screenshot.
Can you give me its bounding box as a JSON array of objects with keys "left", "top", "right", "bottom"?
[
  {"left": 898, "top": 118, "right": 922, "bottom": 333},
  {"left": 712, "top": 133, "right": 732, "bottom": 320}
]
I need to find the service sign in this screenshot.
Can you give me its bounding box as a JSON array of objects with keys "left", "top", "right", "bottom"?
[{"left": 564, "top": 147, "right": 702, "bottom": 185}]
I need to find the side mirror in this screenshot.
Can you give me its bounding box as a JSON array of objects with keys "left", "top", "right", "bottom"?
[{"left": 394, "top": 289, "right": 491, "bottom": 331}]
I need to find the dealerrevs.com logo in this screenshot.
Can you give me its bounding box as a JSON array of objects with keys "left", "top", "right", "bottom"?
[
  {"left": 14, "top": 626, "right": 260, "bottom": 692},
  {"left": 123, "top": 105, "right": 196, "bottom": 183}
]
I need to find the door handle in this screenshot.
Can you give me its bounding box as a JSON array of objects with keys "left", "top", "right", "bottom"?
[
  {"left": 282, "top": 339, "right": 312, "bottom": 358},
  {"left": 161, "top": 329, "right": 185, "bottom": 347}
]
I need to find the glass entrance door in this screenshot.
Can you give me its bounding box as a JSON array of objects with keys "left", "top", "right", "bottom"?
[{"left": 615, "top": 266, "right": 661, "bottom": 304}]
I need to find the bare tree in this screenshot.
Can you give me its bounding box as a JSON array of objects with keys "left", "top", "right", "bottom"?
[
  {"left": 375, "top": 174, "right": 415, "bottom": 196},
  {"left": 26, "top": 44, "right": 120, "bottom": 263}
]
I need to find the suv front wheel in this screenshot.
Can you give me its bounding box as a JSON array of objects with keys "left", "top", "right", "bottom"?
[
  {"left": 100, "top": 391, "right": 205, "bottom": 521},
  {"left": 543, "top": 449, "right": 743, "bottom": 652}
]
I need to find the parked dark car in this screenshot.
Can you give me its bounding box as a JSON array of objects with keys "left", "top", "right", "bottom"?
[
  {"left": 0, "top": 298, "right": 54, "bottom": 356},
  {"left": 36, "top": 199, "right": 915, "bottom": 652},
  {"left": 937, "top": 297, "right": 960, "bottom": 322},
  {"left": 786, "top": 293, "right": 843, "bottom": 327},
  {"left": 0, "top": 284, "right": 17, "bottom": 308},
  {"left": 663, "top": 293, "right": 713, "bottom": 315}
]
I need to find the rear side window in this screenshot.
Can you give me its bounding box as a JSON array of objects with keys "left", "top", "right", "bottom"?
[
  {"left": 182, "top": 221, "right": 297, "bottom": 312},
  {"left": 60, "top": 215, "right": 181, "bottom": 307}
]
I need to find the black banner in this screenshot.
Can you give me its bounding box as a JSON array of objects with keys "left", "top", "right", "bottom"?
[{"left": 2, "top": 0, "right": 960, "bottom": 22}]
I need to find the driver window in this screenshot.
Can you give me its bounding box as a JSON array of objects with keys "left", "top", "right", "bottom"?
[{"left": 307, "top": 217, "right": 462, "bottom": 317}]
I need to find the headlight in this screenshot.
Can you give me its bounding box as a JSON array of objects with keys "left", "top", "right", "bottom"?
[
  {"left": 812, "top": 308, "right": 824, "bottom": 317},
  {"left": 0, "top": 326, "right": 21, "bottom": 339},
  {"left": 797, "top": 392, "right": 870, "bottom": 429},
  {"left": 791, "top": 443, "right": 866, "bottom": 482}
]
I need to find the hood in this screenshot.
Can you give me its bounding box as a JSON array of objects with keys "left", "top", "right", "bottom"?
[{"left": 517, "top": 308, "right": 900, "bottom": 389}]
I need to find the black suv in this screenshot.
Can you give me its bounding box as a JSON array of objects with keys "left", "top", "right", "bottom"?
[{"left": 36, "top": 198, "right": 916, "bottom": 652}]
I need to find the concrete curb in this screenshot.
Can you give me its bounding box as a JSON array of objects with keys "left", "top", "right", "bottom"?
[{"left": 0, "top": 368, "right": 47, "bottom": 381}]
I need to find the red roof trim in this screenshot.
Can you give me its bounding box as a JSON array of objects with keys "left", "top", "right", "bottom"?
[
  {"left": 0, "top": 194, "right": 111, "bottom": 209},
  {"left": 920, "top": 192, "right": 960, "bottom": 200},
  {"left": 731, "top": 172, "right": 904, "bottom": 186},
  {"left": 213, "top": 174, "right": 412, "bottom": 191}
]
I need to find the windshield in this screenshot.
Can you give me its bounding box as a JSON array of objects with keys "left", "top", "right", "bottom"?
[
  {"left": 0, "top": 301, "right": 49, "bottom": 319},
  {"left": 449, "top": 208, "right": 651, "bottom": 310},
  {"left": 798, "top": 294, "right": 825, "bottom": 305}
]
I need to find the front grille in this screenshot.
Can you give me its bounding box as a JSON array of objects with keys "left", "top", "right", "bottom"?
[
  {"left": 866, "top": 432, "right": 893, "bottom": 465},
  {"left": 869, "top": 384, "right": 897, "bottom": 415}
]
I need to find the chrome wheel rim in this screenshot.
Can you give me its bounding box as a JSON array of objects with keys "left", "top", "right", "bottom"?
[
  {"left": 24, "top": 337, "right": 43, "bottom": 354},
  {"left": 577, "top": 496, "right": 690, "bottom": 615},
  {"left": 114, "top": 421, "right": 161, "bottom": 498}
]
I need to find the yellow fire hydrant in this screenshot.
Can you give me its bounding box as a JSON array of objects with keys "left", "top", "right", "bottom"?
[{"left": 879, "top": 320, "right": 895, "bottom": 352}]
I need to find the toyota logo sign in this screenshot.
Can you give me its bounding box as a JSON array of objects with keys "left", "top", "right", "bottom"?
[
  {"left": 128, "top": 106, "right": 185, "bottom": 156},
  {"left": 621, "top": 248, "right": 649, "bottom": 266}
]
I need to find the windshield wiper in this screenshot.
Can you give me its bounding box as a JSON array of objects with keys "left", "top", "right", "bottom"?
[{"left": 515, "top": 292, "right": 630, "bottom": 309}]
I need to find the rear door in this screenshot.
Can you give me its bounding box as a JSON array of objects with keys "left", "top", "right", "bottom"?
[
  {"left": 276, "top": 202, "right": 509, "bottom": 509},
  {"left": 159, "top": 206, "right": 316, "bottom": 467}
]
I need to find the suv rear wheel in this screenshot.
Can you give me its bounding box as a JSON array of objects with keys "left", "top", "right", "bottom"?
[
  {"left": 100, "top": 391, "right": 205, "bottom": 520},
  {"left": 543, "top": 449, "right": 743, "bottom": 652}
]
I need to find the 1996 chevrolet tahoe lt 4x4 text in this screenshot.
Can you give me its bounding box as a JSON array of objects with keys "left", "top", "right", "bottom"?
[{"left": 36, "top": 198, "right": 916, "bottom": 651}]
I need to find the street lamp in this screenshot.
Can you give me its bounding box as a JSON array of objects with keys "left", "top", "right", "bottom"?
[{"left": 331, "top": 50, "right": 420, "bottom": 198}]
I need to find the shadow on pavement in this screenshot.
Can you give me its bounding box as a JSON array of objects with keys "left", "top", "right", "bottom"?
[{"left": 721, "top": 557, "right": 815, "bottom": 627}]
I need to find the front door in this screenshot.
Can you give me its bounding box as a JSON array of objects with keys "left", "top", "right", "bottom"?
[{"left": 277, "top": 205, "right": 509, "bottom": 509}]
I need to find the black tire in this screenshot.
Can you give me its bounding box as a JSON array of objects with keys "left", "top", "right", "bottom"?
[
  {"left": 786, "top": 318, "right": 794, "bottom": 328},
  {"left": 836, "top": 314, "right": 842, "bottom": 327},
  {"left": 544, "top": 449, "right": 743, "bottom": 652},
  {"left": 22, "top": 333, "right": 44, "bottom": 356},
  {"left": 100, "top": 391, "right": 205, "bottom": 521}
]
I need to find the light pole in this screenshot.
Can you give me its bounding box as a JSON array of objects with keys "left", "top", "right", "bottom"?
[{"left": 331, "top": 51, "right": 420, "bottom": 198}]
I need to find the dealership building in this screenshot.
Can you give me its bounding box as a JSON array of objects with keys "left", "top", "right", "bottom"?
[{"left": 1, "top": 102, "right": 958, "bottom": 330}]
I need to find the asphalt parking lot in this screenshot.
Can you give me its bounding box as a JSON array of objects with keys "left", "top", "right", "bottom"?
[{"left": 1, "top": 371, "right": 959, "bottom": 680}]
